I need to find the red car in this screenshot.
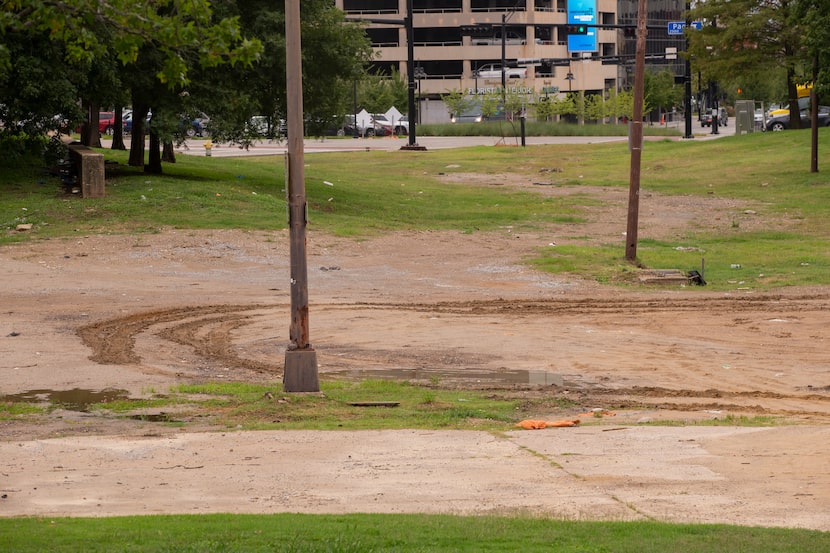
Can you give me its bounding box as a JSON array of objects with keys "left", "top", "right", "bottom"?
[
  {"left": 75, "top": 112, "right": 117, "bottom": 135},
  {"left": 98, "top": 112, "right": 116, "bottom": 134}
]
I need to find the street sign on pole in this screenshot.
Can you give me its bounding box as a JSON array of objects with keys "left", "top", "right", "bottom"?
[
  {"left": 668, "top": 21, "right": 702, "bottom": 34},
  {"left": 667, "top": 21, "right": 685, "bottom": 35}
]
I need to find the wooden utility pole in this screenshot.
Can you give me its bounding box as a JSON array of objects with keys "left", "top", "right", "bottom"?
[
  {"left": 625, "top": 0, "right": 648, "bottom": 262},
  {"left": 283, "top": 0, "right": 319, "bottom": 392}
]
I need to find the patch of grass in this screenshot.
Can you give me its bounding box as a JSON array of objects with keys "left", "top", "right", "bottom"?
[
  {"left": 0, "top": 401, "right": 46, "bottom": 418},
  {"left": 1, "top": 513, "right": 828, "bottom": 552},
  {"left": 418, "top": 120, "right": 681, "bottom": 138},
  {"left": 4, "top": 130, "right": 830, "bottom": 291},
  {"left": 168, "top": 380, "right": 520, "bottom": 431}
]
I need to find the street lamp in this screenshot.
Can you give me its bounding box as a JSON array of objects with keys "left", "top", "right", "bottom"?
[{"left": 413, "top": 66, "right": 427, "bottom": 125}]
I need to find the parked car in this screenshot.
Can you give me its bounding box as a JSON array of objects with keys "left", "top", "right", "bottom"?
[
  {"left": 369, "top": 113, "right": 395, "bottom": 136},
  {"left": 394, "top": 115, "right": 409, "bottom": 135},
  {"left": 123, "top": 111, "right": 151, "bottom": 135},
  {"left": 451, "top": 110, "right": 483, "bottom": 123},
  {"left": 99, "top": 112, "right": 116, "bottom": 134},
  {"left": 475, "top": 64, "right": 527, "bottom": 80},
  {"left": 701, "top": 107, "right": 728, "bottom": 127},
  {"left": 338, "top": 114, "right": 368, "bottom": 137},
  {"left": 765, "top": 109, "right": 830, "bottom": 131},
  {"left": 76, "top": 112, "right": 116, "bottom": 135}
]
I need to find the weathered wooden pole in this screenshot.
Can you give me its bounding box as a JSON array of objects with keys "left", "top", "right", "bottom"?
[
  {"left": 283, "top": 0, "right": 319, "bottom": 392},
  {"left": 625, "top": 0, "right": 648, "bottom": 263}
]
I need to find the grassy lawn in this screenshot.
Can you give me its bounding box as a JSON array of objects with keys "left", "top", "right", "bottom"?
[
  {"left": 4, "top": 130, "right": 830, "bottom": 291},
  {"left": 2, "top": 130, "right": 830, "bottom": 548},
  {"left": 2, "top": 513, "right": 829, "bottom": 552}
]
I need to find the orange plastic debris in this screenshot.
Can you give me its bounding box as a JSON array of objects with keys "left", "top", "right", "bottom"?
[{"left": 514, "top": 419, "right": 581, "bottom": 430}]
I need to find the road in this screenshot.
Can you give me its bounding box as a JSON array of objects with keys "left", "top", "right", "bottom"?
[{"left": 152, "top": 116, "right": 738, "bottom": 158}]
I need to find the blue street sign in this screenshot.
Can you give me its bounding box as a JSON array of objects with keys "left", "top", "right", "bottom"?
[
  {"left": 668, "top": 22, "right": 685, "bottom": 35},
  {"left": 668, "top": 21, "right": 703, "bottom": 34}
]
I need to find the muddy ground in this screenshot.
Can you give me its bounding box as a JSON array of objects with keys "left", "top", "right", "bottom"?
[{"left": 1, "top": 179, "right": 829, "bottom": 530}]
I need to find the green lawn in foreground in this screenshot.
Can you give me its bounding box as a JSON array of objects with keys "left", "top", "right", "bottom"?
[
  {"left": 1, "top": 513, "right": 828, "bottom": 552},
  {"left": 3, "top": 130, "right": 830, "bottom": 290}
]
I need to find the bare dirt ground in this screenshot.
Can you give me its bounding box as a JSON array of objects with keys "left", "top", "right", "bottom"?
[{"left": 2, "top": 178, "right": 829, "bottom": 530}]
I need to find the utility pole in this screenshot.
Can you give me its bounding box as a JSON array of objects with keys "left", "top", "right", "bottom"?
[
  {"left": 283, "top": 0, "right": 319, "bottom": 392},
  {"left": 501, "top": 13, "right": 507, "bottom": 106},
  {"left": 683, "top": 1, "right": 693, "bottom": 139},
  {"left": 625, "top": 0, "right": 647, "bottom": 263}
]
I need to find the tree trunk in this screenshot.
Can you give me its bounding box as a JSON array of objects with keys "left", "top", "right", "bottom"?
[
  {"left": 128, "top": 104, "right": 150, "bottom": 167},
  {"left": 111, "top": 108, "right": 126, "bottom": 151},
  {"left": 786, "top": 67, "right": 801, "bottom": 130},
  {"left": 162, "top": 142, "right": 176, "bottom": 163},
  {"left": 145, "top": 131, "right": 163, "bottom": 174},
  {"left": 80, "top": 100, "right": 102, "bottom": 147}
]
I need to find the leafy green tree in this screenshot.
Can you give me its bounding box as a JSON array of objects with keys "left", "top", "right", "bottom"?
[
  {"left": 443, "top": 89, "right": 475, "bottom": 119},
  {"left": 357, "top": 70, "right": 408, "bottom": 116},
  {"left": 532, "top": 94, "right": 557, "bottom": 121},
  {"left": 186, "top": 0, "right": 372, "bottom": 145},
  {"left": 687, "top": 0, "right": 807, "bottom": 127},
  {"left": 479, "top": 90, "right": 501, "bottom": 119},
  {"left": 2, "top": 0, "right": 261, "bottom": 86},
  {"left": 584, "top": 93, "right": 606, "bottom": 122},
  {"left": 644, "top": 69, "right": 682, "bottom": 122}
]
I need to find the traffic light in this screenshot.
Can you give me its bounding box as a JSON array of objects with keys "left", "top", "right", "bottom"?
[{"left": 565, "top": 24, "right": 588, "bottom": 35}]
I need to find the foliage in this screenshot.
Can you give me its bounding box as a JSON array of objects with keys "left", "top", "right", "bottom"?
[
  {"left": 356, "top": 69, "right": 408, "bottom": 115},
  {"left": 442, "top": 89, "right": 476, "bottom": 119},
  {"left": 1, "top": 0, "right": 261, "bottom": 87},
  {"left": 795, "top": 0, "right": 830, "bottom": 100},
  {"left": 687, "top": 0, "right": 807, "bottom": 125},
  {"left": 644, "top": 69, "right": 683, "bottom": 115}
]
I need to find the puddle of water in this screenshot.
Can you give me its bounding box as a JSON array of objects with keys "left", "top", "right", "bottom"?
[
  {"left": 1, "top": 388, "right": 129, "bottom": 412},
  {"left": 326, "top": 368, "right": 564, "bottom": 386}
]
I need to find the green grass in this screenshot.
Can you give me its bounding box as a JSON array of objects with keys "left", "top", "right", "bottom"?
[
  {"left": 1, "top": 513, "right": 827, "bottom": 552},
  {"left": 418, "top": 120, "right": 682, "bottom": 138},
  {"left": 77, "top": 380, "right": 565, "bottom": 431},
  {"left": 4, "top": 130, "right": 830, "bottom": 291}
]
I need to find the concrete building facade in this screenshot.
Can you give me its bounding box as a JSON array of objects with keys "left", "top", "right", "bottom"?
[{"left": 336, "top": 1, "right": 685, "bottom": 122}]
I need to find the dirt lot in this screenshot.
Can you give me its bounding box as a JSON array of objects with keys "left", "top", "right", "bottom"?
[{"left": 1, "top": 179, "right": 829, "bottom": 530}]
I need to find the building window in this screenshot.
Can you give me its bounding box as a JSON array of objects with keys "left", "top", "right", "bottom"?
[
  {"left": 343, "top": 0, "right": 398, "bottom": 14},
  {"left": 413, "top": 0, "right": 463, "bottom": 12},
  {"left": 471, "top": 1, "right": 527, "bottom": 13}
]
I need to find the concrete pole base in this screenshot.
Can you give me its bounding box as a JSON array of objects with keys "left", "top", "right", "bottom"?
[{"left": 283, "top": 349, "right": 320, "bottom": 392}]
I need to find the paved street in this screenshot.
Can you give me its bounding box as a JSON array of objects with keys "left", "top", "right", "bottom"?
[{"left": 109, "top": 116, "right": 738, "bottom": 159}]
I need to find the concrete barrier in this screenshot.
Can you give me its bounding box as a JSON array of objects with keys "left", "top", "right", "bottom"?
[{"left": 67, "top": 144, "right": 105, "bottom": 198}]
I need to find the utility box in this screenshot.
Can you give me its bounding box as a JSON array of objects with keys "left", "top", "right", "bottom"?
[{"left": 735, "top": 100, "right": 755, "bottom": 135}]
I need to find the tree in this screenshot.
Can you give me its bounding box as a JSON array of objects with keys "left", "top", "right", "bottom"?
[
  {"left": 2, "top": 0, "right": 261, "bottom": 87},
  {"left": 443, "top": 89, "right": 475, "bottom": 120},
  {"left": 184, "top": 0, "right": 373, "bottom": 147},
  {"left": 687, "top": 0, "right": 807, "bottom": 128},
  {"left": 1, "top": 0, "right": 261, "bottom": 168},
  {"left": 644, "top": 69, "right": 682, "bottom": 122}
]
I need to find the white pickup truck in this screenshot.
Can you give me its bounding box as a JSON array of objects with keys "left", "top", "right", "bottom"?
[{"left": 475, "top": 64, "right": 527, "bottom": 80}]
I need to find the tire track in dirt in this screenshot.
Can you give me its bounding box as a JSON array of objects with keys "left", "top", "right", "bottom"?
[{"left": 74, "top": 295, "right": 830, "bottom": 418}]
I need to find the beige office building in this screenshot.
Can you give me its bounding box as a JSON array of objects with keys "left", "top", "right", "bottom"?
[{"left": 336, "top": 1, "right": 622, "bottom": 121}]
